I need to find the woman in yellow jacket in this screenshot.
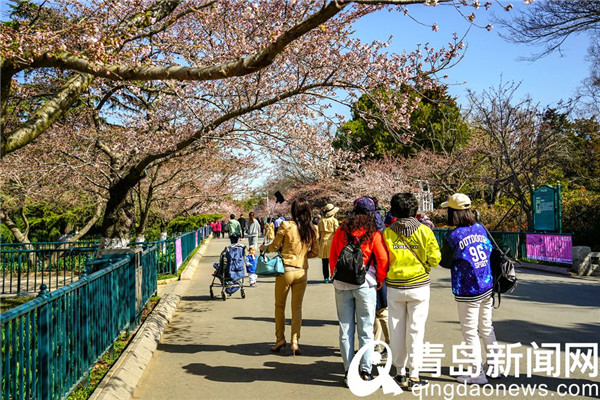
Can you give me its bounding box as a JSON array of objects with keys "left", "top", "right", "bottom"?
[
  {"left": 264, "top": 217, "right": 275, "bottom": 243},
  {"left": 384, "top": 193, "right": 441, "bottom": 391},
  {"left": 318, "top": 203, "right": 339, "bottom": 283},
  {"left": 260, "top": 198, "right": 319, "bottom": 355}
]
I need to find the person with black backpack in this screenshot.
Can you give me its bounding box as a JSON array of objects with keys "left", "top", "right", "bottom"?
[
  {"left": 329, "top": 197, "right": 389, "bottom": 387},
  {"left": 439, "top": 193, "right": 500, "bottom": 385}
]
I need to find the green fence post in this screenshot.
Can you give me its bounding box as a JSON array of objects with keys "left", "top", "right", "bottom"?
[
  {"left": 80, "top": 264, "right": 90, "bottom": 388},
  {"left": 128, "top": 256, "right": 137, "bottom": 327},
  {"left": 37, "top": 284, "right": 51, "bottom": 399},
  {"left": 17, "top": 252, "right": 22, "bottom": 295},
  {"left": 170, "top": 240, "right": 176, "bottom": 276}
]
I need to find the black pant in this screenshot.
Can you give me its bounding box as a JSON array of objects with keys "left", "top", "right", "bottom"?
[{"left": 322, "top": 258, "right": 330, "bottom": 280}]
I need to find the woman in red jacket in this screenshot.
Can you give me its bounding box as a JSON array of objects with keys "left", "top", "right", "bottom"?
[{"left": 329, "top": 197, "right": 389, "bottom": 387}]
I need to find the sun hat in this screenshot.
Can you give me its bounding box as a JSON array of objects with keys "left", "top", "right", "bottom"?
[
  {"left": 441, "top": 193, "right": 471, "bottom": 210},
  {"left": 322, "top": 204, "right": 339, "bottom": 218},
  {"left": 353, "top": 197, "right": 376, "bottom": 214}
]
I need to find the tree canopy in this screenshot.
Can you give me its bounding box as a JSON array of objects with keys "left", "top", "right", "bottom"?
[{"left": 333, "top": 85, "right": 471, "bottom": 159}]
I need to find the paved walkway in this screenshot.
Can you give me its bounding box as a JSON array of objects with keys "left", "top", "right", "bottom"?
[{"left": 132, "top": 237, "right": 600, "bottom": 400}]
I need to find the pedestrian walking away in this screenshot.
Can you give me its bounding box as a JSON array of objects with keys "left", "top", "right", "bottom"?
[
  {"left": 439, "top": 193, "right": 500, "bottom": 385},
  {"left": 226, "top": 215, "right": 242, "bottom": 244},
  {"left": 260, "top": 198, "right": 319, "bottom": 356},
  {"left": 383, "top": 192, "right": 441, "bottom": 391},
  {"left": 264, "top": 217, "right": 275, "bottom": 243},
  {"left": 238, "top": 214, "right": 247, "bottom": 239},
  {"left": 329, "top": 196, "right": 389, "bottom": 387},
  {"left": 246, "top": 211, "right": 261, "bottom": 249},
  {"left": 318, "top": 203, "right": 339, "bottom": 283}
]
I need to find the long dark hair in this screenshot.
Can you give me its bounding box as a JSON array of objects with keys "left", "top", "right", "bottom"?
[
  {"left": 341, "top": 213, "right": 377, "bottom": 244},
  {"left": 448, "top": 208, "right": 477, "bottom": 227},
  {"left": 249, "top": 211, "right": 255, "bottom": 224},
  {"left": 291, "top": 198, "right": 316, "bottom": 245}
]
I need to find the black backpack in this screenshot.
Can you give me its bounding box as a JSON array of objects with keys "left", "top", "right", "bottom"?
[
  {"left": 484, "top": 227, "right": 518, "bottom": 307},
  {"left": 332, "top": 235, "right": 369, "bottom": 285}
]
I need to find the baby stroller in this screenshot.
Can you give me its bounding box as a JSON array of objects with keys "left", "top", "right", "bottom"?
[{"left": 210, "top": 243, "right": 246, "bottom": 301}]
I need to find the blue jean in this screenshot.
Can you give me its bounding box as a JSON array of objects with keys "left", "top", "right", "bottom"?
[{"left": 335, "top": 286, "right": 377, "bottom": 373}]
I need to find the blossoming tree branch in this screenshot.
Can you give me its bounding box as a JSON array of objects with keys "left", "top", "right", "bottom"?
[{"left": 1, "top": 0, "right": 499, "bottom": 248}]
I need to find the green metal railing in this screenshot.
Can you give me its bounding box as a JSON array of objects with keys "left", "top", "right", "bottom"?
[
  {"left": 0, "top": 226, "right": 212, "bottom": 399},
  {"left": 1, "top": 255, "right": 133, "bottom": 400},
  {"left": 0, "top": 244, "right": 170, "bottom": 400},
  {"left": 1, "top": 247, "right": 97, "bottom": 295},
  {"left": 130, "top": 225, "right": 212, "bottom": 275},
  {"left": 1, "top": 226, "right": 212, "bottom": 293}
]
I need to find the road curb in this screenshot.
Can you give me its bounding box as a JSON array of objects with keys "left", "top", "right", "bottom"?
[{"left": 518, "top": 261, "right": 571, "bottom": 276}]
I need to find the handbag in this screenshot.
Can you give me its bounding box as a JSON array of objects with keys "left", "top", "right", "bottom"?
[
  {"left": 256, "top": 252, "right": 284, "bottom": 276},
  {"left": 483, "top": 225, "right": 518, "bottom": 308}
]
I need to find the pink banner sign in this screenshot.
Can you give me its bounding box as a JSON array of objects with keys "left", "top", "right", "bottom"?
[
  {"left": 175, "top": 238, "right": 183, "bottom": 269},
  {"left": 195, "top": 231, "right": 198, "bottom": 247},
  {"left": 526, "top": 234, "right": 572, "bottom": 264}
]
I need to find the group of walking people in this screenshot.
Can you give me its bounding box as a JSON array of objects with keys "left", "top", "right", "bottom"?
[
  {"left": 259, "top": 192, "right": 500, "bottom": 390},
  {"left": 218, "top": 213, "right": 278, "bottom": 247}
]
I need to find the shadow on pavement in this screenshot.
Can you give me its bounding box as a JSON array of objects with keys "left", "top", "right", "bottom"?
[
  {"left": 233, "top": 316, "right": 338, "bottom": 327},
  {"left": 182, "top": 360, "right": 344, "bottom": 387},
  {"left": 502, "top": 278, "right": 600, "bottom": 308},
  {"left": 494, "top": 319, "right": 600, "bottom": 345},
  {"left": 157, "top": 341, "right": 339, "bottom": 358}
]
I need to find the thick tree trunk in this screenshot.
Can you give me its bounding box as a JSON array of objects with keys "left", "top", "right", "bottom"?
[
  {"left": 134, "top": 182, "right": 154, "bottom": 241},
  {"left": 99, "top": 180, "right": 138, "bottom": 250}
]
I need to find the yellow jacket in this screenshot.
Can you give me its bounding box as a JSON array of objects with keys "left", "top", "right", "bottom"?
[
  {"left": 266, "top": 221, "right": 319, "bottom": 269},
  {"left": 384, "top": 224, "right": 441, "bottom": 288},
  {"left": 318, "top": 216, "right": 339, "bottom": 258},
  {"left": 264, "top": 222, "right": 275, "bottom": 240}
]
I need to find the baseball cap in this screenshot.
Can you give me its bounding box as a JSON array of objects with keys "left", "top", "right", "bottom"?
[
  {"left": 353, "top": 197, "right": 375, "bottom": 214},
  {"left": 441, "top": 193, "right": 471, "bottom": 210}
]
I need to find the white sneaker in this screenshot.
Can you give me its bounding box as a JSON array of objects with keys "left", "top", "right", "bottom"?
[
  {"left": 457, "top": 373, "right": 488, "bottom": 385},
  {"left": 484, "top": 364, "right": 503, "bottom": 379}
]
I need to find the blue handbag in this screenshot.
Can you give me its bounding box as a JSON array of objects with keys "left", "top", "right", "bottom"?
[{"left": 256, "top": 252, "right": 285, "bottom": 276}]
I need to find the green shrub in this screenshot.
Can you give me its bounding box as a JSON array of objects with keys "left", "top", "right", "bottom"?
[
  {"left": 562, "top": 189, "right": 600, "bottom": 250},
  {"left": 166, "top": 214, "right": 222, "bottom": 236}
]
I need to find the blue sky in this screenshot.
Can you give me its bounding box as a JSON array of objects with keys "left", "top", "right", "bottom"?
[{"left": 347, "top": 2, "right": 591, "bottom": 112}]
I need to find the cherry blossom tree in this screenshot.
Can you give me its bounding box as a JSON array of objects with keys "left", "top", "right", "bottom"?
[
  {"left": 2, "top": 0, "right": 516, "bottom": 248},
  {"left": 0, "top": 130, "right": 105, "bottom": 243}
]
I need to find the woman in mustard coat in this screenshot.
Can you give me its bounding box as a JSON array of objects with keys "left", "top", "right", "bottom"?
[{"left": 318, "top": 203, "right": 339, "bottom": 283}]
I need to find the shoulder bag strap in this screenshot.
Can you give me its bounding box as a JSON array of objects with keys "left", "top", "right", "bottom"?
[
  {"left": 481, "top": 224, "right": 508, "bottom": 309},
  {"left": 482, "top": 224, "right": 505, "bottom": 254},
  {"left": 398, "top": 235, "right": 428, "bottom": 270}
]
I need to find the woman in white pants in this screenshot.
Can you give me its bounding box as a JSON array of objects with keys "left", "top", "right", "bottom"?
[
  {"left": 383, "top": 193, "right": 441, "bottom": 390},
  {"left": 439, "top": 193, "right": 499, "bottom": 385}
]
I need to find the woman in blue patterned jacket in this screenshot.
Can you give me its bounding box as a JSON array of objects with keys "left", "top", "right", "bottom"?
[{"left": 439, "top": 193, "right": 500, "bottom": 385}]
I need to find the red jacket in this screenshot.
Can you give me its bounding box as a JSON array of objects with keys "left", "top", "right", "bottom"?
[{"left": 329, "top": 227, "right": 389, "bottom": 283}]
